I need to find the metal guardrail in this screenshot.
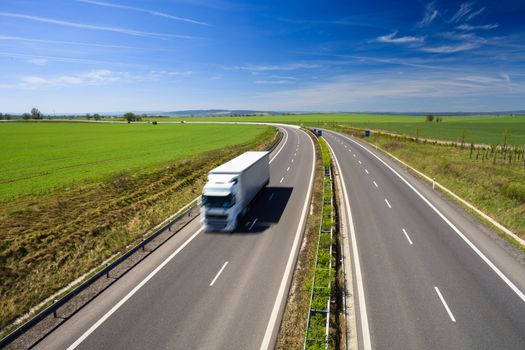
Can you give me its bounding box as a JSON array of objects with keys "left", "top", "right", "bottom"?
[
  {"left": 304, "top": 166, "right": 334, "bottom": 350},
  {"left": 0, "top": 126, "right": 285, "bottom": 349}
]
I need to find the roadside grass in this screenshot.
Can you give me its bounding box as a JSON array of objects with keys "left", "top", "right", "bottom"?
[
  {"left": 277, "top": 131, "right": 323, "bottom": 350},
  {"left": 188, "top": 114, "right": 525, "bottom": 146},
  {"left": 0, "top": 122, "right": 271, "bottom": 202},
  {"left": 338, "top": 125, "right": 525, "bottom": 240},
  {"left": 0, "top": 125, "right": 275, "bottom": 331}
]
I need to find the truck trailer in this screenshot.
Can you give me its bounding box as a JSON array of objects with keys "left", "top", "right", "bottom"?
[{"left": 201, "top": 151, "right": 270, "bottom": 232}]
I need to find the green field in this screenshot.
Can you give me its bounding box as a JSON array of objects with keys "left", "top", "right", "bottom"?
[
  {"left": 0, "top": 122, "right": 271, "bottom": 201},
  {"left": 188, "top": 114, "right": 525, "bottom": 145}
]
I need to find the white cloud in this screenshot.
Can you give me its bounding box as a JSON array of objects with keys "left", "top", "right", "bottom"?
[
  {"left": 420, "top": 42, "right": 480, "bottom": 53},
  {"left": 0, "top": 12, "right": 195, "bottom": 40},
  {"left": 457, "top": 23, "right": 498, "bottom": 31},
  {"left": 450, "top": 3, "right": 473, "bottom": 23},
  {"left": 466, "top": 7, "right": 485, "bottom": 21},
  {"left": 77, "top": 0, "right": 209, "bottom": 26},
  {"left": 417, "top": 2, "right": 440, "bottom": 27},
  {"left": 0, "top": 35, "right": 142, "bottom": 49},
  {"left": 25, "top": 58, "right": 48, "bottom": 65},
  {"left": 373, "top": 31, "right": 424, "bottom": 44},
  {"left": 254, "top": 80, "right": 294, "bottom": 85},
  {"left": 228, "top": 63, "right": 319, "bottom": 72}
]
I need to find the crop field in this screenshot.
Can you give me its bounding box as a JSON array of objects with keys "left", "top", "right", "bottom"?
[
  {"left": 0, "top": 122, "right": 272, "bottom": 202},
  {"left": 189, "top": 114, "right": 525, "bottom": 145}
]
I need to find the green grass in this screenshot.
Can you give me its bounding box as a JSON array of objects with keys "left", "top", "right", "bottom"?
[
  {"left": 188, "top": 114, "right": 525, "bottom": 145},
  {"left": 0, "top": 122, "right": 271, "bottom": 202}
]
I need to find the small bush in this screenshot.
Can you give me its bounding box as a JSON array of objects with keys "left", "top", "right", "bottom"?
[{"left": 502, "top": 183, "right": 525, "bottom": 202}]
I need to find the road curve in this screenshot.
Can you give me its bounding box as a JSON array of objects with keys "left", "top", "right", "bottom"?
[
  {"left": 34, "top": 125, "right": 315, "bottom": 350},
  {"left": 324, "top": 130, "right": 525, "bottom": 350}
]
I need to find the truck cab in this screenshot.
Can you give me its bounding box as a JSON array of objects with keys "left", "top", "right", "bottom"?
[{"left": 202, "top": 174, "right": 242, "bottom": 231}]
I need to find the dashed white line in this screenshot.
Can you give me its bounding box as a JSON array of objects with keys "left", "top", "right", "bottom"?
[
  {"left": 373, "top": 181, "right": 378, "bottom": 188},
  {"left": 358, "top": 160, "right": 362, "bottom": 164},
  {"left": 291, "top": 159, "right": 294, "bottom": 163},
  {"left": 268, "top": 193, "right": 275, "bottom": 201},
  {"left": 249, "top": 218, "right": 258, "bottom": 231},
  {"left": 294, "top": 152, "right": 297, "bottom": 156},
  {"left": 280, "top": 177, "right": 284, "bottom": 183},
  {"left": 210, "top": 261, "right": 229, "bottom": 286},
  {"left": 286, "top": 166, "right": 290, "bottom": 171},
  {"left": 385, "top": 198, "right": 392, "bottom": 209},
  {"left": 402, "top": 228, "right": 413, "bottom": 245},
  {"left": 435, "top": 286, "right": 456, "bottom": 322},
  {"left": 353, "top": 154, "right": 356, "bottom": 158},
  {"left": 365, "top": 169, "right": 369, "bottom": 174}
]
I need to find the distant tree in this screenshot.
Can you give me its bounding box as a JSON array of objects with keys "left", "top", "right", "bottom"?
[
  {"left": 22, "top": 113, "right": 31, "bottom": 120},
  {"left": 30, "top": 107, "right": 42, "bottom": 119},
  {"left": 5, "top": 114, "right": 11, "bottom": 120},
  {"left": 93, "top": 113, "right": 101, "bottom": 121},
  {"left": 0, "top": 113, "right": 3, "bottom": 120},
  {"left": 86, "top": 113, "right": 92, "bottom": 120},
  {"left": 124, "top": 112, "right": 136, "bottom": 122},
  {"left": 426, "top": 114, "right": 434, "bottom": 122}
]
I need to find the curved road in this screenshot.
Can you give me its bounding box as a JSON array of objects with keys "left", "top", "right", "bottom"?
[
  {"left": 324, "top": 129, "right": 525, "bottom": 350},
  {"left": 34, "top": 125, "right": 315, "bottom": 350}
]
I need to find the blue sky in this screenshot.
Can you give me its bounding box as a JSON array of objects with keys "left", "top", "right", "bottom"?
[{"left": 0, "top": 0, "right": 524, "bottom": 113}]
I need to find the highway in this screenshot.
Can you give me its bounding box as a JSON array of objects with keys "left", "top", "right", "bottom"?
[
  {"left": 323, "top": 130, "right": 525, "bottom": 350},
  {"left": 34, "top": 125, "right": 315, "bottom": 350}
]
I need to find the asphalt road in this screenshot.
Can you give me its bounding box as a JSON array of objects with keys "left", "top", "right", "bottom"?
[
  {"left": 324, "top": 130, "right": 525, "bottom": 350},
  {"left": 34, "top": 125, "right": 315, "bottom": 350}
]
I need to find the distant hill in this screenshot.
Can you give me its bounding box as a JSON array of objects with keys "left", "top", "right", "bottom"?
[{"left": 156, "top": 109, "right": 287, "bottom": 117}]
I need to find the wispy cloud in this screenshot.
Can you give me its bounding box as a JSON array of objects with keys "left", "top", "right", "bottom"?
[
  {"left": 417, "top": 2, "right": 440, "bottom": 27},
  {"left": 25, "top": 58, "right": 48, "bottom": 65},
  {"left": 450, "top": 2, "right": 473, "bottom": 23},
  {"left": 0, "top": 12, "right": 195, "bottom": 40},
  {"left": 0, "top": 35, "right": 142, "bottom": 49},
  {"left": 0, "top": 51, "right": 142, "bottom": 67},
  {"left": 77, "top": 0, "right": 209, "bottom": 26},
  {"left": 466, "top": 7, "right": 485, "bottom": 21},
  {"left": 373, "top": 31, "right": 424, "bottom": 44},
  {"left": 420, "top": 42, "right": 481, "bottom": 53},
  {"left": 254, "top": 80, "right": 295, "bottom": 85},
  {"left": 457, "top": 23, "right": 498, "bottom": 31},
  {"left": 228, "top": 63, "right": 319, "bottom": 72},
  {"left": 2, "top": 69, "right": 192, "bottom": 89}
]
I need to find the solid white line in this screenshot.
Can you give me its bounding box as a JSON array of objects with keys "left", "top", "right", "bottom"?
[
  {"left": 269, "top": 128, "right": 289, "bottom": 164},
  {"left": 402, "top": 228, "right": 413, "bottom": 245},
  {"left": 260, "top": 129, "right": 316, "bottom": 350},
  {"left": 324, "top": 139, "right": 372, "bottom": 350},
  {"left": 373, "top": 181, "right": 378, "bottom": 188},
  {"left": 67, "top": 227, "right": 204, "bottom": 349},
  {"left": 280, "top": 177, "right": 284, "bottom": 183},
  {"left": 385, "top": 198, "right": 392, "bottom": 209},
  {"left": 210, "top": 261, "right": 229, "bottom": 286},
  {"left": 286, "top": 166, "right": 290, "bottom": 171},
  {"left": 434, "top": 286, "right": 456, "bottom": 322},
  {"left": 365, "top": 169, "right": 369, "bottom": 174},
  {"left": 334, "top": 131, "right": 525, "bottom": 304},
  {"left": 268, "top": 193, "right": 275, "bottom": 201},
  {"left": 249, "top": 218, "right": 258, "bottom": 231}
]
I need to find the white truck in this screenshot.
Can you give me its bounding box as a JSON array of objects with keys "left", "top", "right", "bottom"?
[{"left": 201, "top": 151, "right": 270, "bottom": 232}]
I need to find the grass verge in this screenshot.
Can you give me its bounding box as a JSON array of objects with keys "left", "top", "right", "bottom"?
[
  {"left": 0, "top": 127, "right": 276, "bottom": 331},
  {"left": 276, "top": 130, "right": 323, "bottom": 349}
]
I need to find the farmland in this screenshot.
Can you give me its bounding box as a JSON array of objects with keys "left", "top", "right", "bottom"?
[
  {"left": 0, "top": 122, "right": 272, "bottom": 202},
  {"left": 189, "top": 114, "right": 525, "bottom": 145}
]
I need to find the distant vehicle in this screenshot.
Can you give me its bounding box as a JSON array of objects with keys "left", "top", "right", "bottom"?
[{"left": 201, "top": 151, "right": 270, "bottom": 232}]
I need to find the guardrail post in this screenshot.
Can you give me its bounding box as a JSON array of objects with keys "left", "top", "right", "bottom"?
[{"left": 53, "top": 300, "right": 58, "bottom": 318}]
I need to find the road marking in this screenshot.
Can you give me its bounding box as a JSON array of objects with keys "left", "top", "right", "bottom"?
[
  {"left": 286, "top": 166, "right": 290, "bottom": 171},
  {"left": 385, "top": 198, "right": 392, "bottom": 208},
  {"left": 269, "top": 128, "right": 289, "bottom": 164},
  {"left": 365, "top": 169, "right": 369, "bottom": 174},
  {"left": 358, "top": 160, "right": 362, "bottom": 164},
  {"left": 434, "top": 287, "right": 456, "bottom": 322},
  {"left": 324, "top": 139, "right": 372, "bottom": 350},
  {"left": 291, "top": 159, "right": 294, "bottom": 163},
  {"left": 373, "top": 181, "right": 378, "bottom": 188},
  {"left": 294, "top": 152, "right": 297, "bottom": 156},
  {"left": 402, "top": 228, "right": 413, "bottom": 245},
  {"left": 353, "top": 154, "right": 356, "bottom": 158},
  {"left": 334, "top": 131, "right": 525, "bottom": 304},
  {"left": 249, "top": 218, "right": 258, "bottom": 231},
  {"left": 260, "top": 129, "right": 316, "bottom": 350},
  {"left": 268, "top": 193, "right": 275, "bottom": 201},
  {"left": 280, "top": 177, "right": 284, "bottom": 183},
  {"left": 67, "top": 227, "right": 204, "bottom": 350},
  {"left": 210, "top": 261, "right": 229, "bottom": 286}
]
